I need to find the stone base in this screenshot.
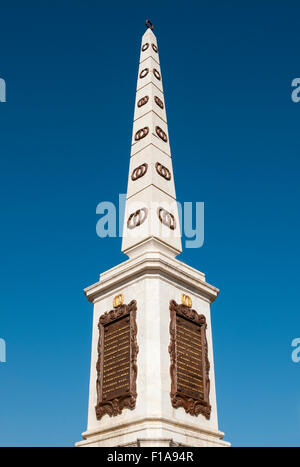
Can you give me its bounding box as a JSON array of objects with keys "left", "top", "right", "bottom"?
[
  {"left": 77, "top": 251, "right": 230, "bottom": 448},
  {"left": 75, "top": 418, "right": 230, "bottom": 447}
]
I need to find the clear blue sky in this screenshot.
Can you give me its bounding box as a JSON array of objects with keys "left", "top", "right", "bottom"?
[{"left": 0, "top": 1, "right": 299, "bottom": 447}]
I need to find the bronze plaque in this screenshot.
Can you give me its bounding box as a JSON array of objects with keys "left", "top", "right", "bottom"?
[
  {"left": 95, "top": 300, "right": 138, "bottom": 420},
  {"left": 102, "top": 316, "right": 131, "bottom": 400},
  {"left": 169, "top": 300, "right": 211, "bottom": 419},
  {"left": 176, "top": 315, "right": 204, "bottom": 400}
]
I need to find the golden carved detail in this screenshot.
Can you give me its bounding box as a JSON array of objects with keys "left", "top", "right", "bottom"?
[
  {"left": 113, "top": 294, "right": 124, "bottom": 308},
  {"left": 181, "top": 293, "right": 192, "bottom": 308}
]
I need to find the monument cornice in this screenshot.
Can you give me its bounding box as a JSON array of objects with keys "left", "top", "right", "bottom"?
[{"left": 84, "top": 251, "right": 219, "bottom": 305}]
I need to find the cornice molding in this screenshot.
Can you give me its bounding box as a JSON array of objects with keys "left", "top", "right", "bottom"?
[{"left": 84, "top": 251, "right": 219, "bottom": 305}]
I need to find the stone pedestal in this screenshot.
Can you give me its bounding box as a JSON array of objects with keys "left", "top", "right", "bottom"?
[{"left": 76, "top": 249, "right": 230, "bottom": 447}]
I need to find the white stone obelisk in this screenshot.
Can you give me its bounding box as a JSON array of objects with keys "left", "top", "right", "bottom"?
[
  {"left": 121, "top": 24, "right": 181, "bottom": 259},
  {"left": 76, "top": 21, "right": 230, "bottom": 448}
]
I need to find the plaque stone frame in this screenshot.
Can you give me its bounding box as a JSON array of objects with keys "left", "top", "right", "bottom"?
[
  {"left": 95, "top": 300, "right": 138, "bottom": 420},
  {"left": 169, "top": 300, "right": 211, "bottom": 419}
]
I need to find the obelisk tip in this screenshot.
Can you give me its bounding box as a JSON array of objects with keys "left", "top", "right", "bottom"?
[{"left": 145, "top": 19, "right": 154, "bottom": 31}]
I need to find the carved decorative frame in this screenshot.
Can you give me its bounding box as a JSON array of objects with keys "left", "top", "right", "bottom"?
[
  {"left": 154, "top": 95, "right": 164, "bottom": 109},
  {"left": 135, "top": 127, "right": 149, "bottom": 141},
  {"left": 156, "top": 162, "right": 171, "bottom": 181},
  {"left": 131, "top": 163, "right": 148, "bottom": 181},
  {"left": 168, "top": 300, "right": 211, "bottom": 419},
  {"left": 155, "top": 125, "right": 168, "bottom": 142},
  {"left": 137, "top": 96, "right": 149, "bottom": 108},
  {"left": 139, "top": 68, "right": 149, "bottom": 79},
  {"left": 127, "top": 207, "right": 148, "bottom": 229},
  {"left": 95, "top": 300, "right": 139, "bottom": 420},
  {"left": 153, "top": 68, "right": 161, "bottom": 80},
  {"left": 158, "top": 207, "right": 176, "bottom": 230}
]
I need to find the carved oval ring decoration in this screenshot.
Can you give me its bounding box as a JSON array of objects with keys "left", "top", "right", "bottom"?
[
  {"left": 142, "top": 43, "right": 149, "bottom": 51},
  {"left": 158, "top": 207, "right": 176, "bottom": 230},
  {"left": 139, "top": 68, "right": 149, "bottom": 79},
  {"left": 135, "top": 127, "right": 149, "bottom": 141},
  {"left": 154, "top": 95, "right": 164, "bottom": 109},
  {"left": 155, "top": 162, "right": 171, "bottom": 181},
  {"left": 152, "top": 43, "right": 158, "bottom": 53},
  {"left": 131, "top": 163, "right": 148, "bottom": 181},
  {"left": 137, "top": 96, "right": 149, "bottom": 108},
  {"left": 127, "top": 208, "right": 148, "bottom": 229},
  {"left": 155, "top": 125, "right": 168, "bottom": 142},
  {"left": 153, "top": 68, "right": 161, "bottom": 80}
]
